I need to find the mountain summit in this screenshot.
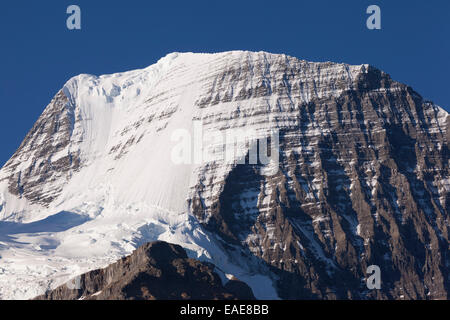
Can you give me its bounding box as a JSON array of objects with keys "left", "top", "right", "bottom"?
[{"left": 0, "top": 51, "right": 448, "bottom": 299}]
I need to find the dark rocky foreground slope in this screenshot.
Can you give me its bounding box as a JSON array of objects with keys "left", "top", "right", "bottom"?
[{"left": 34, "top": 241, "right": 255, "bottom": 300}]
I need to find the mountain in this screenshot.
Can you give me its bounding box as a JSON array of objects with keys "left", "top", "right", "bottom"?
[
  {"left": 0, "top": 51, "right": 448, "bottom": 300},
  {"left": 34, "top": 241, "right": 255, "bottom": 300}
]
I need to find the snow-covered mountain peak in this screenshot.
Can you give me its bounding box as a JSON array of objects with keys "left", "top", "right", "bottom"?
[
  {"left": 0, "top": 51, "right": 447, "bottom": 300},
  {"left": 1, "top": 51, "right": 376, "bottom": 221}
]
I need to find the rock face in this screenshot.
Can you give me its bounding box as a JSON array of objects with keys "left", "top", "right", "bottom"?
[
  {"left": 1, "top": 90, "right": 81, "bottom": 207},
  {"left": 190, "top": 63, "right": 450, "bottom": 299},
  {"left": 0, "top": 51, "right": 448, "bottom": 300},
  {"left": 34, "top": 241, "right": 255, "bottom": 300}
]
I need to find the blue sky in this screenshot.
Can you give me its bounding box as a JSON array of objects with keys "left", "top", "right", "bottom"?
[{"left": 0, "top": 0, "right": 449, "bottom": 167}]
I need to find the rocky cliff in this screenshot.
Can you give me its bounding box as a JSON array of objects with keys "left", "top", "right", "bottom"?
[
  {"left": 34, "top": 241, "right": 255, "bottom": 300},
  {"left": 0, "top": 51, "right": 448, "bottom": 299},
  {"left": 191, "top": 63, "right": 449, "bottom": 299}
]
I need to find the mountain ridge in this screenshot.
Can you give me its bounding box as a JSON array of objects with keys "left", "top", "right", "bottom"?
[
  {"left": 0, "top": 51, "right": 448, "bottom": 299},
  {"left": 34, "top": 240, "right": 256, "bottom": 300}
]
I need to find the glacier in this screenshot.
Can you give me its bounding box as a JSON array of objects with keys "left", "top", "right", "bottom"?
[{"left": 0, "top": 51, "right": 448, "bottom": 300}]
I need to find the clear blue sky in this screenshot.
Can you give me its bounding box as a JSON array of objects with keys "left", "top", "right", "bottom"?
[{"left": 1, "top": 0, "right": 449, "bottom": 167}]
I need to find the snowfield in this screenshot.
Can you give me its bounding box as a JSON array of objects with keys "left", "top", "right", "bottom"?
[
  {"left": 2, "top": 51, "right": 444, "bottom": 300},
  {"left": 0, "top": 52, "right": 290, "bottom": 299}
]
